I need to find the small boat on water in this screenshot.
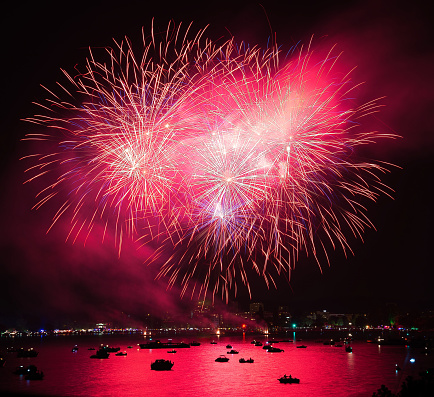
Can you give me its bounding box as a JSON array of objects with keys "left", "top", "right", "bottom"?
[
  {"left": 345, "top": 346, "right": 353, "bottom": 353},
  {"left": 139, "top": 340, "right": 190, "bottom": 349},
  {"left": 167, "top": 350, "right": 177, "bottom": 353},
  {"left": 100, "top": 345, "right": 120, "bottom": 352},
  {"left": 127, "top": 346, "right": 133, "bottom": 349},
  {"left": 151, "top": 359, "right": 173, "bottom": 371},
  {"left": 227, "top": 349, "right": 239, "bottom": 354},
  {"left": 90, "top": 349, "right": 110, "bottom": 359},
  {"left": 278, "top": 375, "right": 300, "bottom": 384},
  {"left": 255, "top": 341, "right": 263, "bottom": 346},
  {"left": 6, "top": 347, "right": 18, "bottom": 353},
  {"left": 239, "top": 358, "right": 254, "bottom": 363},
  {"left": 215, "top": 355, "right": 229, "bottom": 362},
  {"left": 88, "top": 348, "right": 95, "bottom": 350},
  {"left": 14, "top": 365, "right": 38, "bottom": 375},
  {"left": 14, "top": 364, "right": 44, "bottom": 380},
  {"left": 115, "top": 351, "right": 127, "bottom": 356},
  {"left": 226, "top": 344, "right": 232, "bottom": 349},
  {"left": 267, "top": 347, "right": 284, "bottom": 353},
  {"left": 210, "top": 341, "right": 217, "bottom": 344},
  {"left": 72, "top": 345, "right": 78, "bottom": 352},
  {"left": 17, "top": 348, "right": 38, "bottom": 358},
  {"left": 296, "top": 345, "right": 307, "bottom": 349},
  {"left": 190, "top": 341, "right": 201, "bottom": 346}
]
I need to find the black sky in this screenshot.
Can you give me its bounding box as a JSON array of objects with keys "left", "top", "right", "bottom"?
[{"left": 1, "top": 0, "right": 433, "bottom": 328}]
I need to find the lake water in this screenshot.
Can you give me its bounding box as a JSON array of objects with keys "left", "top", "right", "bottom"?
[{"left": 0, "top": 333, "right": 432, "bottom": 396}]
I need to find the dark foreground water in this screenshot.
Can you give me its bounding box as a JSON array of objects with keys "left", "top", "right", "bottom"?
[{"left": 0, "top": 334, "right": 432, "bottom": 396}]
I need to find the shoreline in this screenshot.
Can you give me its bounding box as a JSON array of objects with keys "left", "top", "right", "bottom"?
[{"left": 1, "top": 327, "right": 433, "bottom": 344}]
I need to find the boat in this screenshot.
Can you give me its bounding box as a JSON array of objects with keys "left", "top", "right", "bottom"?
[
  {"left": 14, "top": 364, "right": 44, "bottom": 380},
  {"left": 72, "top": 345, "right": 78, "bottom": 352},
  {"left": 151, "top": 359, "right": 173, "bottom": 371},
  {"left": 88, "top": 348, "right": 95, "bottom": 350},
  {"left": 17, "top": 348, "right": 38, "bottom": 358},
  {"left": 377, "top": 338, "right": 406, "bottom": 346},
  {"left": 210, "top": 341, "right": 217, "bottom": 344},
  {"left": 139, "top": 340, "right": 190, "bottom": 349},
  {"left": 345, "top": 346, "right": 353, "bottom": 353},
  {"left": 335, "top": 344, "right": 343, "bottom": 347},
  {"left": 215, "top": 355, "right": 229, "bottom": 362},
  {"left": 190, "top": 341, "right": 201, "bottom": 346},
  {"left": 227, "top": 349, "right": 239, "bottom": 354},
  {"left": 115, "top": 351, "right": 127, "bottom": 356},
  {"left": 167, "top": 350, "right": 177, "bottom": 353},
  {"left": 251, "top": 340, "right": 257, "bottom": 344},
  {"left": 14, "top": 365, "right": 38, "bottom": 375},
  {"left": 0, "top": 357, "right": 5, "bottom": 367},
  {"left": 263, "top": 344, "right": 272, "bottom": 350},
  {"left": 6, "top": 347, "right": 19, "bottom": 353},
  {"left": 25, "top": 370, "right": 44, "bottom": 380},
  {"left": 267, "top": 347, "right": 284, "bottom": 353},
  {"left": 100, "top": 345, "right": 120, "bottom": 352},
  {"left": 239, "top": 358, "right": 254, "bottom": 363},
  {"left": 90, "top": 349, "right": 110, "bottom": 359},
  {"left": 127, "top": 346, "right": 133, "bottom": 349},
  {"left": 296, "top": 345, "right": 307, "bottom": 349},
  {"left": 255, "top": 341, "right": 263, "bottom": 346},
  {"left": 226, "top": 344, "right": 232, "bottom": 349},
  {"left": 278, "top": 375, "right": 300, "bottom": 384}
]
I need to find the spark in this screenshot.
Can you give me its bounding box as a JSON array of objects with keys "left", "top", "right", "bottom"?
[{"left": 23, "top": 23, "right": 396, "bottom": 301}]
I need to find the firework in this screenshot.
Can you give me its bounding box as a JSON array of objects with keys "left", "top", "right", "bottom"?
[
  {"left": 23, "top": 24, "right": 395, "bottom": 300},
  {"left": 23, "top": 22, "right": 218, "bottom": 246}
]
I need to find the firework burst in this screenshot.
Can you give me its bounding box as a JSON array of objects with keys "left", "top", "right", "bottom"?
[{"left": 23, "top": 23, "right": 395, "bottom": 301}]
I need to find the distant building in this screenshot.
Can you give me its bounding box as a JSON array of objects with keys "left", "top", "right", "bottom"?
[
  {"left": 277, "top": 306, "right": 292, "bottom": 328},
  {"left": 249, "top": 302, "right": 264, "bottom": 314}
]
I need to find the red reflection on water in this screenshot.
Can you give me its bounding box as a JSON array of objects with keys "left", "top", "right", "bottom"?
[{"left": 0, "top": 336, "right": 429, "bottom": 396}]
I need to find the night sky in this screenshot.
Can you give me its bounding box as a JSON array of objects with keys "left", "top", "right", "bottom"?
[{"left": 1, "top": 0, "right": 433, "bottom": 328}]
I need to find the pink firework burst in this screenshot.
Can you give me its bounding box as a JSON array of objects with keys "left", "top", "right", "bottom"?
[{"left": 23, "top": 24, "right": 396, "bottom": 301}]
